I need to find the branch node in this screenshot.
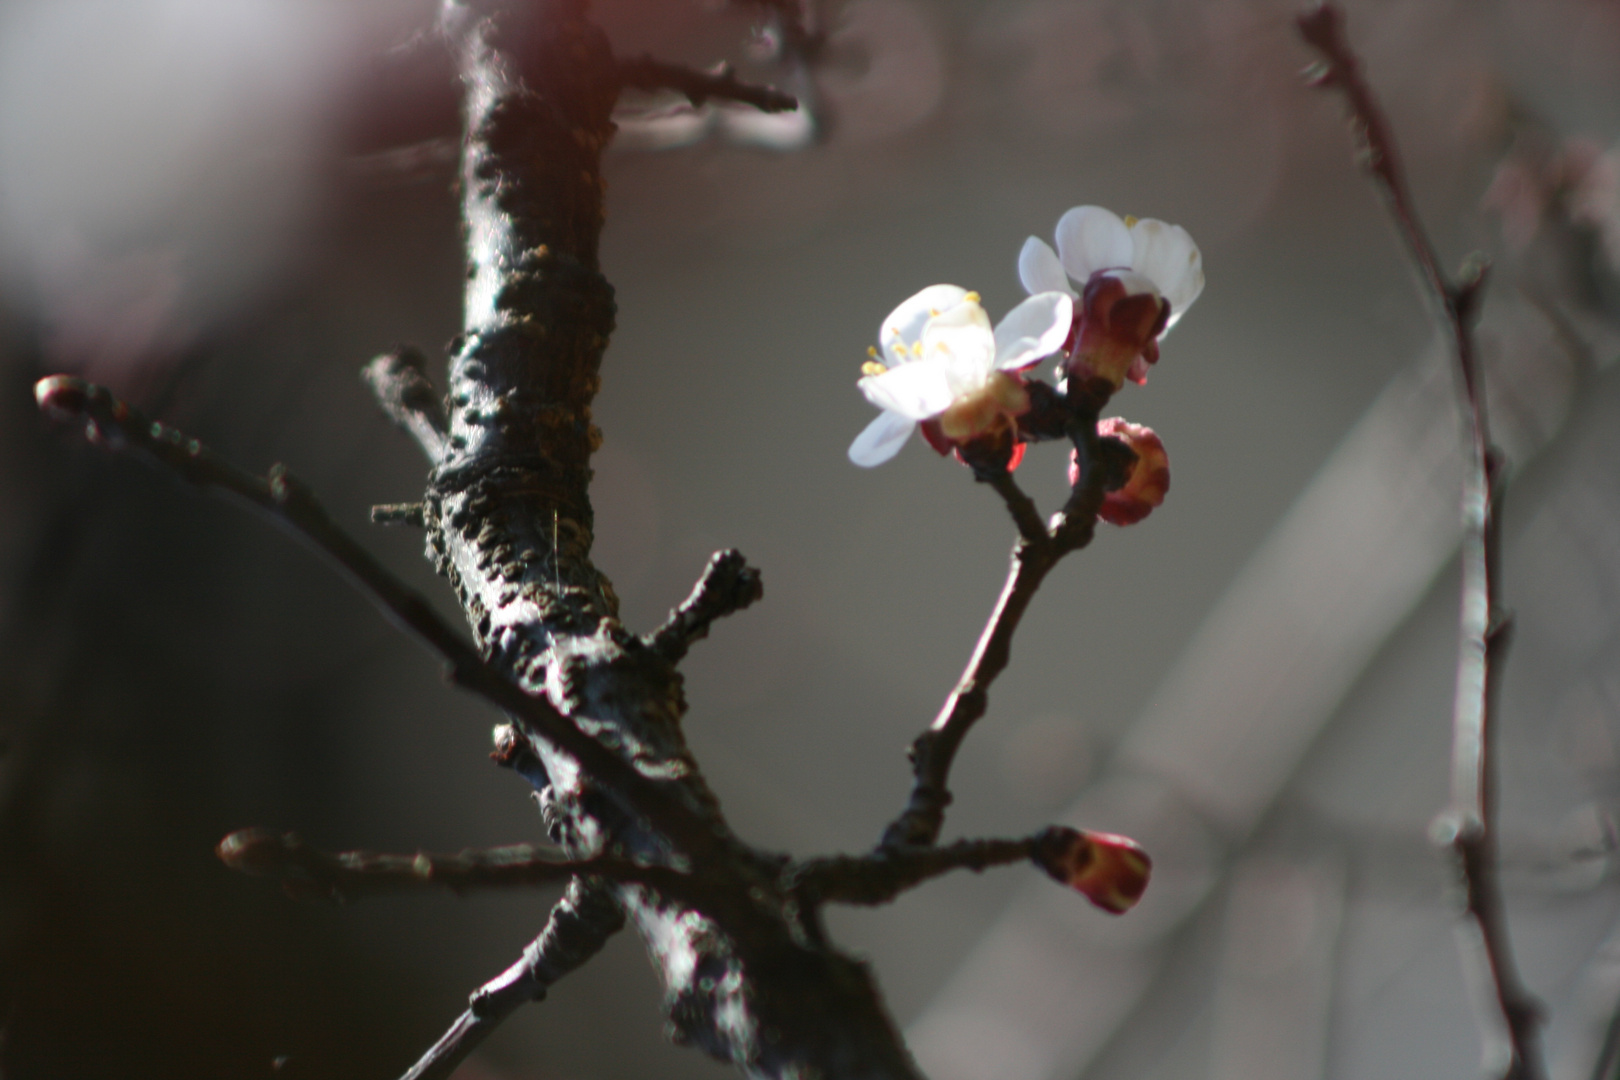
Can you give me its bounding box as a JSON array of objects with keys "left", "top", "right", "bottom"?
[{"left": 646, "top": 550, "right": 764, "bottom": 663}]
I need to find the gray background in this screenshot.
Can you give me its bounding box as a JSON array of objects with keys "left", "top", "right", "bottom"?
[{"left": 2, "top": 1, "right": 1619, "bottom": 1078}]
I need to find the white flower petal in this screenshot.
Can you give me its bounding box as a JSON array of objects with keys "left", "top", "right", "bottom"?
[
  {"left": 1128, "top": 218, "right": 1204, "bottom": 328},
  {"left": 848, "top": 410, "right": 915, "bottom": 467},
  {"left": 879, "top": 284, "right": 970, "bottom": 366},
  {"left": 993, "top": 292, "right": 1073, "bottom": 370},
  {"left": 1018, "top": 237, "right": 1074, "bottom": 297},
  {"left": 858, "top": 360, "right": 957, "bottom": 420},
  {"left": 1054, "top": 206, "right": 1132, "bottom": 283}
]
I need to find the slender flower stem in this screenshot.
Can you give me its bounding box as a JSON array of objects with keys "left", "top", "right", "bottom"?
[
  {"left": 1297, "top": 7, "right": 1540, "bottom": 1078},
  {"left": 878, "top": 430, "right": 1115, "bottom": 850}
]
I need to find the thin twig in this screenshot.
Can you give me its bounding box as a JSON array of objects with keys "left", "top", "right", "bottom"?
[
  {"left": 618, "top": 55, "right": 798, "bottom": 113},
  {"left": 646, "top": 549, "right": 765, "bottom": 664},
  {"left": 398, "top": 877, "right": 625, "bottom": 1080},
  {"left": 32, "top": 376, "right": 726, "bottom": 868},
  {"left": 215, "top": 828, "right": 696, "bottom": 903},
  {"left": 796, "top": 835, "right": 1040, "bottom": 906},
  {"left": 1297, "top": 7, "right": 1540, "bottom": 1079},
  {"left": 878, "top": 421, "right": 1116, "bottom": 850},
  {"left": 878, "top": 544, "right": 1057, "bottom": 849},
  {"left": 985, "top": 470, "right": 1050, "bottom": 550},
  {"left": 362, "top": 346, "right": 452, "bottom": 465}
]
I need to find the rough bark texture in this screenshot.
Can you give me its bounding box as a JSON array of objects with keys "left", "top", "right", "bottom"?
[{"left": 423, "top": 5, "right": 922, "bottom": 1077}]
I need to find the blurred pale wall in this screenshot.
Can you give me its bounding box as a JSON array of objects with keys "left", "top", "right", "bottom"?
[{"left": 1, "top": 1, "right": 1619, "bottom": 1078}]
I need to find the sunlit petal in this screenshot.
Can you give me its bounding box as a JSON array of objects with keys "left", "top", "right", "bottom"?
[
  {"left": 1128, "top": 218, "right": 1204, "bottom": 328},
  {"left": 1054, "top": 205, "right": 1132, "bottom": 282},
  {"left": 879, "top": 284, "right": 969, "bottom": 366},
  {"left": 1018, "top": 237, "right": 1074, "bottom": 297},
  {"left": 858, "top": 360, "right": 957, "bottom": 420},
  {"left": 993, "top": 292, "right": 1073, "bottom": 370},
  {"left": 848, "top": 409, "right": 915, "bottom": 466}
]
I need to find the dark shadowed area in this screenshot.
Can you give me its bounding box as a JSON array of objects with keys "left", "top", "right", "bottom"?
[{"left": 2, "top": 1, "right": 1620, "bottom": 1078}]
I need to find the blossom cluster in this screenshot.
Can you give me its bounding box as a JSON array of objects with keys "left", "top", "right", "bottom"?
[{"left": 849, "top": 205, "right": 1203, "bottom": 527}]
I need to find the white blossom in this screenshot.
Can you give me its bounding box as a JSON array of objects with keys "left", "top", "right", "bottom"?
[
  {"left": 849, "top": 285, "right": 1072, "bottom": 467},
  {"left": 1018, "top": 205, "right": 1203, "bottom": 331}
]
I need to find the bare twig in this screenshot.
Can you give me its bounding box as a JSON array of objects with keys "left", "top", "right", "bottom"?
[
  {"left": 362, "top": 346, "right": 452, "bottom": 465},
  {"left": 216, "top": 828, "right": 697, "bottom": 903},
  {"left": 618, "top": 55, "right": 798, "bottom": 114},
  {"left": 797, "top": 835, "right": 1041, "bottom": 907},
  {"left": 878, "top": 417, "right": 1117, "bottom": 850},
  {"left": 32, "top": 376, "right": 726, "bottom": 868},
  {"left": 398, "top": 877, "right": 625, "bottom": 1080},
  {"left": 985, "top": 470, "right": 1050, "bottom": 550},
  {"left": 646, "top": 549, "right": 765, "bottom": 664},
  {"left": 1297, "top": 7, "right": 1540, "bottom": 1078},
  {"left": 371, "top": 502, "right": 428, "bottom": 527}
]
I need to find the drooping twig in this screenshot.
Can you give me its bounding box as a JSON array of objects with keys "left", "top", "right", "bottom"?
[
  {"left": 646, "top": 549, "right": 764, "bottom": 663},
  {"left": 618, "top": 55, "right": 798, "bottom": 114},
  {"left": 1297, "top": 7, "right": 1539, "bottom": 1079},
  {"left": 397, "top": 876, "right": 625, "bottom": 1080},
  {"left": 31, "top": 376, "right": 725, "bottom": 867},
  {"left": 215, "top": 828, "right": 698, "bottom": 904}
]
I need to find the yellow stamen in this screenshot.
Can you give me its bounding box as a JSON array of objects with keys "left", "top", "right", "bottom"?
[
  {"left": 963, "top": 291, "right": 981, "bottom": 304},
  {"left": 867, "top": 345, "right": 879, "bottom": 358},
  {"left": 1123, "top": 214, "right": 1139, "bottom": 228},
  {"left": 911, "top": 341, "right": 924, "bottom": 357},
  {"left": 861, "top": 360, "right": 887, "bottom": 376},
  {"left": 929, "top": 308, "right": 940, "bottom": 316}
]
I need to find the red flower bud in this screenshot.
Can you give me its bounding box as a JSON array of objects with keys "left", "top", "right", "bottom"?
[
  {"left": 1067, "top": 273, "right": 1169, "bottom": 389},
  {"left": 1070, "top": 418, "right": 1170, "bottom": 525},
  {"left": 1033, "top": 826, "right": 1152, "bottom": 914}
]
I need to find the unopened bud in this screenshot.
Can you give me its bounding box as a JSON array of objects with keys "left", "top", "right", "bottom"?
[
  {"left": 1071, "top": 418, "right": 1170, "bottom": 526},
  {"left": 1033, "top": 826, "right": 1151, "bottom": 914},
  {"left": 34, "top": 375, "right": 90, "bottom": 421},
  {"left": 217, "top": 828, "right": 299, "bottom": 876}
]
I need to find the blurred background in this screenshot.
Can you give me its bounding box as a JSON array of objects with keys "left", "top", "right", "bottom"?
[{"left": 2, "top": 0, "right": 1620, "bottom": 1078}]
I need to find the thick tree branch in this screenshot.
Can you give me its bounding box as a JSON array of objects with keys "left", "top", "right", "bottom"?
[
  {"left": 1298, "top": 7, "right": 1540, "bottom": 1079},
  {"left": 646, "top": 549, "right": 764, "bottom": 663},
  {"left": 618, "top": 56, "right": 798, "bottom": 114},
  {"left": 215, "top": 828, "right": 696, "bottom": 903},
  {"left": 398, "top": 876, "right": 625, "bottom": 1080},
  {"left": 31, "top": 376, "right": 726, "bottom": 867}
]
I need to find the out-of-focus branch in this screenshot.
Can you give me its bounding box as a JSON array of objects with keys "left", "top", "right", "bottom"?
[
  {"left": 646, "top": 549, "right": 764, "bottom": 664},
  {"left": 397, "top": 877, "right": 625, "bottom": 1080},
  {"left": 31, "top": 376, "right": 725, "bottom": 867},
  {"left": 215, "top": 828, "right": 695, "bottom": 903},
  {"left": 618, "top": 55, "right": 798, "bottom": 114},
  {"left": 363, "top": 346, "right": 452, "bottom": 466},
  {"left": 1297, "top": 7, "right": 1540, "bottom": 1079}
]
